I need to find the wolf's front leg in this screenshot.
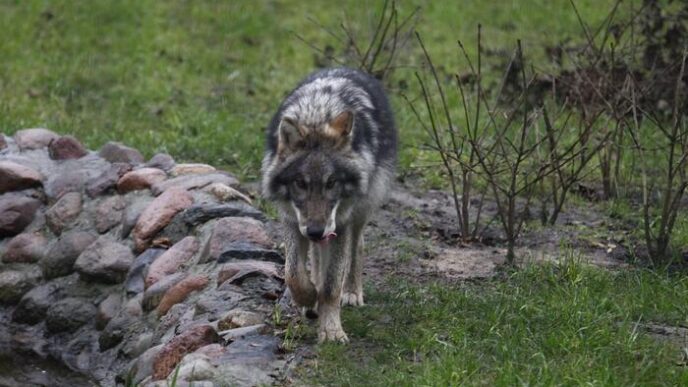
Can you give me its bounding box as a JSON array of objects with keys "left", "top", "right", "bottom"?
[
  {"left": 317, "top": 231, "right": 350, "bottom": 343},
  {"left": 342, "top": 217, "right": 366, "bottom": 306},
  {"left": 284, "top": 224, "right": 317, "bottom": 308}
]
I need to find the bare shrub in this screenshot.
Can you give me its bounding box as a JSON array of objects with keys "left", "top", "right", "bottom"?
[
  {"left": 411, "top": 31, "right": 594, "bottom": 263},
  {"left": 555, "top": 0, "right": 688, "bottom": 201},
  {"left": 405, "top": 30, "right": 488, "bottom": 243},
  {"left": 628, "top": 52, "right": 688, "bottom": 264},
  {"left": 558, "top": 0, "right": 688, "bottom": 263},
  {"left": 459, "top": 43, "right": 563, "bottom": 264},
  {"left": 539, "top": 107, "right": 611, "bottom": 224}
]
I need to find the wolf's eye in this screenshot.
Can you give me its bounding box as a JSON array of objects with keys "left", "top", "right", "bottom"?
[
  {"left": 325, "top": 179, "right": 336, "bottom": 189},
  {"left": 295, "top": 179, "right": 307, "bottom": 190}
]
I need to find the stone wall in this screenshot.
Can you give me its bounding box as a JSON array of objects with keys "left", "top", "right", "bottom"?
[{"left": 0, "top": 129, "right": 287, "bottom": 386}]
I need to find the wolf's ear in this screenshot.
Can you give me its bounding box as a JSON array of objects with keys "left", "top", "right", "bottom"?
[
  {"left": 329, "top": 111, "right": 354, "bottom": 139},
  {"left": 277, "top": 116, "right": 303, "bottom": 155}
]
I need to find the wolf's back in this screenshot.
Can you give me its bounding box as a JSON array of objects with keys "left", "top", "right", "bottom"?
[{"left": 264, "top": 67, "right": 397, "bottom": 170}]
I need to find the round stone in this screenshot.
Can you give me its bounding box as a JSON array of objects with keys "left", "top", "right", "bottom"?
[
  {"left": 48, "top": 135, "right": 88, "bottom": 160},
  {"left": 45, "top": 297, "right": 97, "bottom": 333}
]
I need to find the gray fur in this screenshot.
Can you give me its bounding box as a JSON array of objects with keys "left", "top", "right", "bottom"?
[{"left": 261, "top": 67, "right": 396, "bottom": 343}]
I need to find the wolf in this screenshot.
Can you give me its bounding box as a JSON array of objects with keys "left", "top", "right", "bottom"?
[{"left": 261, "top": 67, "right": 396, "bottom": 343}]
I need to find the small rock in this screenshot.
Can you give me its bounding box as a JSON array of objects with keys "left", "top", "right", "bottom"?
[
  {"left": 46, "top": 154, "right": 113, "bottom": 196},
  {"left": 203, "top": 217, "right": 273, "bottom": 262},
  {"left": 205, "top": 182, "right": 253, "bottom": 204},
  {"left": 125, "top": 248, "right": 165, "bottom": 294},
  {"left": 99, "top": 141, "right": 145, "bottom": 165},
  {"left": 74, "top": 236, "right": 135, "bottom": 283},
  {"left": 0, "top": 266, "right": 42, "bottom": 304},
  {"left": 144, "top": 153, "right": 175, "bottom": 172},
  {"left": 13, "top": 277, "right": 64, "bottom": 324},
  {"left": 217, "top": 241, "right": 283, "bottom": 264},
  {"left": 152, "top": 324, "right": 220, "bottom": 380},
  {"left": 48, "top": 135, "right": 88, "bottom": 160},
  {"left": 14, "top": 128, "right": 59, "bottom": 150},
  {"left": 2, "top": 232, "right": 47, "bottom": 263},
  {"left": 194, "top": 288, "right": 243, "bottom": 321},
  {"left": 64, "top": 334, "right": 103, "bottom": 372},
  {"left": 174, "top": 353, "right": 215, "bottom": 382},
  {"left": 151, "top": 173, "right": 238, "bottom": 196},
  {"left": 44, "top": 169, "right": 85, "bottom": 200},
  {"left": 12, "top": 274, "right": 101, "bottom": 325},
  {"left": 218, "top": 324, "right": 268, "bottom": 341},
  {"left": 180, "top": 203, "right": 265, "bottom": 226},
  {"left": 121, "top": 195, "right": 153, "bottom": 238},
  {"left": 125, "top": 293, "right": 144, "bottom": 317},
  {"left": 145, "top": 236, "right": 199, "bottom": 288},
  {"left": 193, "top": 343, "right": 225, "bottom": 358},
  {"left": 157, "top": 274, "right": 209, "bottom": 316},
  {"left": 96, "top": 293, "right": 122, "bottom": 330},
  {"left": 0, "top": 194, "right": 41, "bottom": 237},
  {"left": 0, "top": 134, "right": 6, "bottom": 150},
  {"left": 154, "top": 303, "right": 191, "bottom": 344},
  {"left": 217, "top": 260, "right": 283, "bottom": 286},
  {"left": 129, "top": 344, "right": 164, "bottom": 385},
  {"left": 212, "top": 335, "right": 281, "bottom": 386},
  {"left": 117, "top": 168, "right": 167, "bottom": 193},
  {"left": 45, "top": 297, "right": 97, "bottom": 333},
  {"left": 176, "top": 308, "right": 210, "bottom": 334},
  {"left": 59, "top": 337, "right": 100, "bottom": 372},
  {"left": 40, "top": 230, "right": 97, "bottom": 279},
  {"left": 0, "top": 161, "right": 43, "bottom": 193},
  {"left": 170, "top": 163, "right": 216, "bottom": 176},
  {"left": 99, "top": 312, "right": 141, "bottom": 351},
  {"left": 142, "top": 272, "right": 187, "bottom": 311},
  {"left": 218, "top": 309, "right": 264, "bottom": 330},
  {"left": 85, "top": 162, "right": 132, "bottom": 198},
  {"left": 133, "top": 187, "right": 193, "bottom": 252},
  {"left": 45, "top": 191, "right": 82, "bottom": 234},
  {"left": 122, "top": 331, "right": 154, "bottom": 359},
  {"left": 95, "top": 195, "right": 126, "bottom": 233}
]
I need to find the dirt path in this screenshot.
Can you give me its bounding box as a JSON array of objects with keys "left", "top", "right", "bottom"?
[{"left": 360, "top": 183, "right": 627, "bottom": 288}]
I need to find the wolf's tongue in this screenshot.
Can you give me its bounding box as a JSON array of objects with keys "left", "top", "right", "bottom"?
[{"left": 318, "top": 232, "right": 337, "bottom": 245}]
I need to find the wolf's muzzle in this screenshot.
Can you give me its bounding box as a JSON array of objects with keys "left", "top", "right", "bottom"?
[{"left": 306, "top": 225, "right": 325, "bottom": 241}]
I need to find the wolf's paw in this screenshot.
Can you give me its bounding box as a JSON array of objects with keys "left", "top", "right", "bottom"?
[
  {"left": 341, "top": 291, "right": 364, "bottom": 306},
  {"left": 318, "top": 325, "right": 349, "bottom": 344}
]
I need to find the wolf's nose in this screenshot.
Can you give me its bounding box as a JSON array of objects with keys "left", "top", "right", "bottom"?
[{"left": 306, "top": 226, "right": 325, "bottom": 241}]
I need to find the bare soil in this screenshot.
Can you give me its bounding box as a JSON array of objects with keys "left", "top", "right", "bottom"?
[{"left": 361, "top": 182, "right": 627, "bottom": 288}]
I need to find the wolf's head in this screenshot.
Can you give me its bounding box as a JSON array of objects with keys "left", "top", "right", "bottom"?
[
  {"left": 276, "top": 110, "right": 354, "bottom": 156},
  {"left": 263, "top": 111, "right": 366, "bottom": 241}
]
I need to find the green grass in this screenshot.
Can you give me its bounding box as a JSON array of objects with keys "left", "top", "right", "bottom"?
[
  {"left": 0, "top": 0, "right": 620, "bottom": 180},
  {"left": 302, "top": 258, "right": 688, "bottom": 386}
]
